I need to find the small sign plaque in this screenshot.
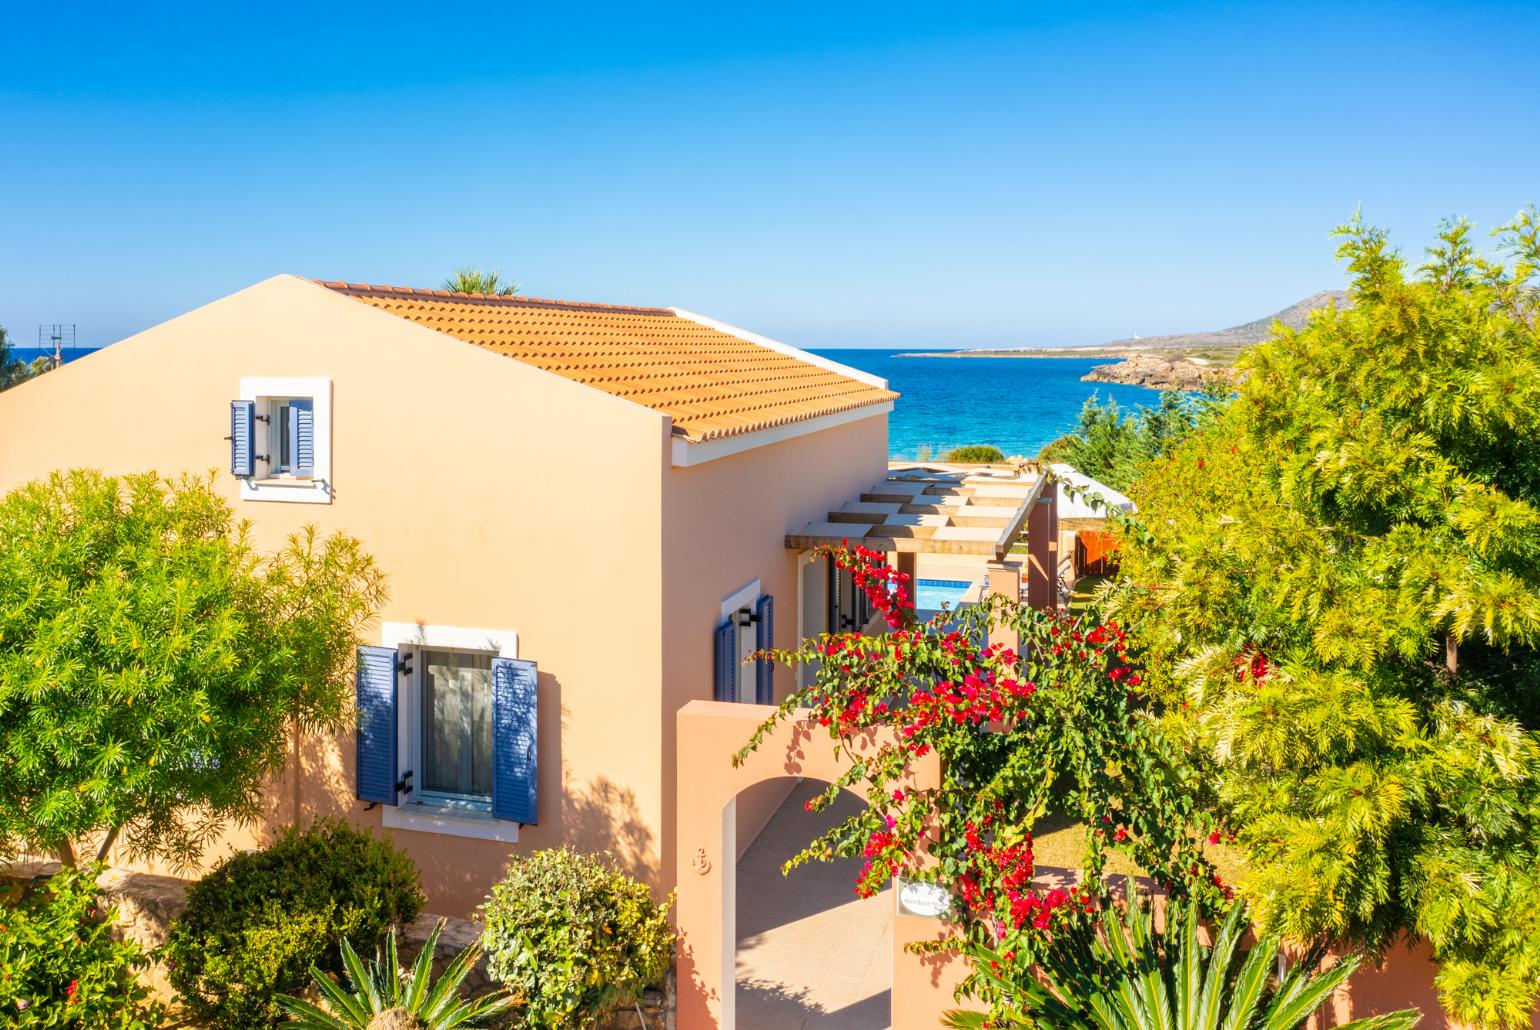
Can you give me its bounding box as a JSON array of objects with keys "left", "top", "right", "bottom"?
[{"left": 895, "top": 877, "right": 951, "bottom": 918}]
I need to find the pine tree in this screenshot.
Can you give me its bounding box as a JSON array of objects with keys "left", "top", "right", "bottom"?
[{"left": 1112, "top": 209, "right": 1540, "bottom": 1026}]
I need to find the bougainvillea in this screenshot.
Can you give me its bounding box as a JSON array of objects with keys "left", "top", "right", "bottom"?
[{"left": 735, "top": 542, "right": 1222, "bottom": 1010}]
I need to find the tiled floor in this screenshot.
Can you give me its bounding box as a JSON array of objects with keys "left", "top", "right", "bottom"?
[{"left": 736, "top": 787, "right": 892, "bottom": 1030}]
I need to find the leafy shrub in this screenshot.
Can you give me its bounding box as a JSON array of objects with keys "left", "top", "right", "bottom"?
[
  {"left": 0, "top": 865, "right": 165, "bottom": 1028},
  {"left": 163, "top": 819, "right": 424, "bottom": 1030},
  {"left": 944, "top": 444, "right": 1005, "bottom": 463},
  {"left": 480, "top": 849, "right": 673, "bottom": 1030}
]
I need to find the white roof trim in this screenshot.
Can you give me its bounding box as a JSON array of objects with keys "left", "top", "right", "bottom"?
[
  {"left": 668, "top": 308, "right": 890, "bottom": 390},
  {"left": 672, "top": 400, "right": 893, "bottom": 468},
  {"left": 1050, "top": 463, "right": 1137, "bottom": 516}
]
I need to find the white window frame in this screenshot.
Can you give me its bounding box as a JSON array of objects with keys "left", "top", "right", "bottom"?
[
  {"left": 380, "top": 621, "right": 521, "bottom": 843},
  {"left": 237, "top": 376, "right": 333, "bottom": 504},
  {"left": 720, "top": 579, "right": 762, "bottom": 704}
]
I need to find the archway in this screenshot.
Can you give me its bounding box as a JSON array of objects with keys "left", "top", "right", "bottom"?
[
  {"left": 735, "top": 778, "right": 890, "bottom": 1028},
  {"left": 674, "top": 699, "right": 965, "bottom": 1030}
]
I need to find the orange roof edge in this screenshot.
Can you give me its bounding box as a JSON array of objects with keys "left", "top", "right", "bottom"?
[{"left": 315, "top": 280, "right": 897, "bottom": 446}]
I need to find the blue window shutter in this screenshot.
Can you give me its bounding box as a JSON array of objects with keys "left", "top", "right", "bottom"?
[
  {"left": 754, "top": 594, "right": 774, "bottom": 704},
  {"left": 290, "top": 399, "right": 315, "bottom": 476},
  {"left": 355, "top": 645, "right": 399, "bottom": 805},
  {"left": 714, "top": 620, "right": 737, "bottom": 702},
  {"left": 826, "top": 560, "right": 840, "bottom": 634},
  {"left": 491, "top": 657, "right": 539, "bottom": 825},
  {"left": 229, "top": 400, "right": 256, "bottom": 478}
]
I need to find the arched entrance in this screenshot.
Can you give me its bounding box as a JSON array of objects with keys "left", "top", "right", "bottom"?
[
  {"left": 674, "top": 700, "right": 965, "bottom": 1030},
  {"left": 735, "top": 779, "right": 890, "bottom": 1028}
]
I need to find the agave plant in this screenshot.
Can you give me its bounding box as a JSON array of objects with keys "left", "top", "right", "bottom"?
[
  {"left": 946, "top": 883, "right": 1420, "bottom": 1030},
  {"left": 277, "top": 921, "right": 515, "bottom": 1030}
]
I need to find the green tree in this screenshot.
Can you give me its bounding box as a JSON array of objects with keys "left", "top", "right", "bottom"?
[
  {"left": 0, "top": 470, "right": 387, "bottom": 868},
  {"left": 1110, "top": 209, "right": 1540, "bottom": 1026},
  {"left": 0, "top": 323, "right": 48, "bottom": 391},
  {"left": 1041, "top": 384, "right": 1226, "bottom": 492},
  {"left": 442, "top": 267, "right": 519, "bottom": 296}
]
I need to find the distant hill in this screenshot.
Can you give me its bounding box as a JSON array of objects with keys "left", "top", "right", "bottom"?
[{"left": 1092, "top": 290, "right": 1350, "bottom": 352}]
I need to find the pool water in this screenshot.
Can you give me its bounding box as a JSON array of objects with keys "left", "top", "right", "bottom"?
[{"left": 913, "top": 578, "right": 974, "bottom": 610}]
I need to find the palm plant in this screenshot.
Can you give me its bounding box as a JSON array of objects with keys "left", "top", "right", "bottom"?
[
  {"left": 442, "top": 268, "right": 519, "bottom": 296},
  {"left": 277, "top": 921, "right": 515, "bottom": 1030},
  {"left": 946, "top": 883, "right": 1420, "bottom": 1030}
]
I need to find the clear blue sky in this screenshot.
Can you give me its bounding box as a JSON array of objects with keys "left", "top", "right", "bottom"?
[{"left": 2, "top": 1, "right": 1536, "bottom": 350}]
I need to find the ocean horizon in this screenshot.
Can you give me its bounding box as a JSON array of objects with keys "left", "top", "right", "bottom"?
[
  {"left": 9, "top": 344, "right": 1161, "bottom": 460},
  {"left": 810, "top": 349, "right": 1163, "bottom": 459}
]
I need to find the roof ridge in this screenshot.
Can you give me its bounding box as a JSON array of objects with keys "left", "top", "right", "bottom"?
[{"left": 314, "top": 280, "right": 677, "bottom": 317}]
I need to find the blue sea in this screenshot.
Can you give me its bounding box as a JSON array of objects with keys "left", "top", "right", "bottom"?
[
  {"left": 8, "top": 345, "right": 1155, "bottom": 459},
  {"left": 811, "top": 350, "right": 1162, "bottom": 459},
  {"left": 8, "top": 347, "right": 99, "bottom": 366}
]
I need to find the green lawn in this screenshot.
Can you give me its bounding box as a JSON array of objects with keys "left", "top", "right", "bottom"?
[
  {"left": 1033, "top": 811, "right": 1248, "bottom": 887},
  {"left": 1067, "top": 575, "right": 1110, "bottom": 615}
]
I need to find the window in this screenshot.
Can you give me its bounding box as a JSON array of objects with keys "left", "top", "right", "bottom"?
[
  {"left": 269, "top": 398, "right": 314, "bottom": 477},
  {"left": 356, "top": 622, "right": 534, "bottom": 843},
  {"left": 714, "top": 580, "right": 774, "bottom": 705},
  {"left": 419, "top": 649, "right": 493, "bottom": 806},
  {"left": 231, "top": 377, "right": 332, "bottom": 503}
]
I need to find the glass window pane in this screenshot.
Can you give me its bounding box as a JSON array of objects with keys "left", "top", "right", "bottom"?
[
  {"left": 276, "top": 403, "right": 292, "bottom": 472},
  {"left": 421, "top": 650, "right": 493, "bottom": 800}
]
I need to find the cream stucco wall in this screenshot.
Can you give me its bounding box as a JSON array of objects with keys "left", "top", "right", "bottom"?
[
  {"left": 0, "top": 276, "right": 672, "bottom": 916},
  {"left": 659, "top": 414, "right": 889, "bottom": 890},
  {"left": 0, "top": 275, "right": 892, "bottom": 920}
]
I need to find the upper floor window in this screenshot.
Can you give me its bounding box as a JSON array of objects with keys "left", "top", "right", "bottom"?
[
  {"left": 270, "top": 398, "right": 314, "bottom": 477},
  {"left": 713, "top": 579, "right": 775, "bottom": 705},
  {"left": 230, "top": 377, "right": 332, "bottom": 504}
]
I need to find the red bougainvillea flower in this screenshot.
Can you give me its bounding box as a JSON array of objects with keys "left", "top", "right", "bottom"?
[{"left": 734, "top": 540, "right": 1227, "bottom": 1005}]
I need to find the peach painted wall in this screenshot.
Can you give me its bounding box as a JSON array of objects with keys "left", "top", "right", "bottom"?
[
  {"left": 0, "top": 275, "right": 671, "bottom": 916},
  {"left": 659, "top": 415, "right": 889, "bottom": 892},
  {"left": 674, "top": 700, "right": 962, "bottom": 1030}
]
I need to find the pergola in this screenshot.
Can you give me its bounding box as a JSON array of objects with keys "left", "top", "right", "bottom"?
[{"left": 785, "top": 462, "right": 1050, "bottom": 560}]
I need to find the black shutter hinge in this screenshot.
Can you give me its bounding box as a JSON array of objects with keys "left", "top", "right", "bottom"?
[
  {"left": 735, "top": 606, "right": 760, "bottom": 627},
  {"left": 396, "top": 653, "right": 414, "bottom": 675},
  {"left": 395, "top": 770, "right": 414, "bottom": 797}
]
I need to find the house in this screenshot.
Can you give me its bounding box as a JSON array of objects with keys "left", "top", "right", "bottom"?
[
  {"left": 0, "top": 275, "right": 897, "bottom": 916},
  {"left": 1050, "top": 463, "right": 1135, "bottom": 582}
]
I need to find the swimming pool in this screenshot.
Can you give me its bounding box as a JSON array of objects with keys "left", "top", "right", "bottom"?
[{"left": 913, "top": 578, "right": 974, "bottom": 610}]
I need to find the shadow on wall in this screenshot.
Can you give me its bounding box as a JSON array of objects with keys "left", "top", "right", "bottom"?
[
  {"left": 269, "top": 669, "right": 659, "bottom": 915},
  {"left": 561, "top": 775, "right": 658, "bottom": 886},
  {"left": 736, "top": 784, "right": 871, "bottom": 941}
]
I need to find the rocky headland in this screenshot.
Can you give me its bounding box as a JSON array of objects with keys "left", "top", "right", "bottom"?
[
  {"left": 1081, "top": 351, "right": 1233, "bottom": 389},
  {"left": 895, "top": 290, "right": 1351, "bottom": 390}
]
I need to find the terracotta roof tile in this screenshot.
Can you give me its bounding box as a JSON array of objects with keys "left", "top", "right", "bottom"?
[{"left": 317, "top": 282, "right": 896, "bottom": 442}]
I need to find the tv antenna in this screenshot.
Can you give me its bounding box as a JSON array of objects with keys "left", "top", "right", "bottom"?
[{"left": 37, "top": 324, "right": 76, "bottom": 367}]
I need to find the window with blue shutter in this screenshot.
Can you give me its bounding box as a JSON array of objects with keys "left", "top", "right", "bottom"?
[
  {"left": 290, "top": 399, "right": 315, "bottom": 477},
  {"left": 754, "top": 594, "right": 775, "bottom": 704},
  {"left": 355, "top": 645, "right": 400, "bottom": 806},
  {"left": 714, "top": 620, "right": 737, "bottom": 702},
  {"left": 229, "top": 400, "right": 256, "bottom": 478},
  {"left": 490, "top": 657, "right": 539, "bottom": 825}
]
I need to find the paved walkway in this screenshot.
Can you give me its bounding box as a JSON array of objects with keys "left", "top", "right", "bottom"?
[{"left": 736, "top": 785, "right": 892, "bottom": 1030}]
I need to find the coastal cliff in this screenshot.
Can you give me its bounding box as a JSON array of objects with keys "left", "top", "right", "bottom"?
[
  {"left": 1082, "top": 352, "right": 1232, "bottom": 390},
  {"left": 895, "top": 291, "right": 1349, "bottom": 391}
]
